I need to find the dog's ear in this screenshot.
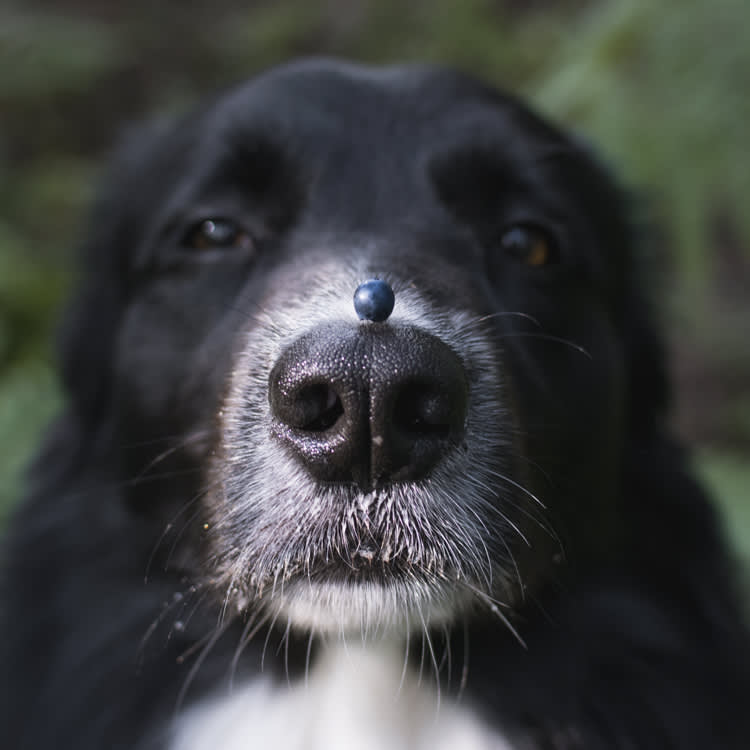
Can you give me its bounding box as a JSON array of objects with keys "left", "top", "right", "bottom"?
[
  {"left": 58, "top": 177, "right": 127, "bottom": 429},
  {"left": 57, "top": 121, "right": 173, "bottom": 432},
  {"left": 565, "top": 138, "right": 671, "bottom": 436},
  {"left": 619, "top": 244, "right": 671, "bottom": 436},
  {"left": 568, "top": 147, "right": 744, "bottom": 625}
]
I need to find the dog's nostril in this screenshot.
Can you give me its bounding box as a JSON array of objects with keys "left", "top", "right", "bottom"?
[
  {"left": 297, "top": 384, "right": 344, "bottom": 432},
  {"left": 269, "top": 376, "right": 344, "bottom": 433},
  {"left": 269, "top": 377, "right": 344, "bottom": 433},
  {"left": 393, "top": 382, "right": 454, "bottom": 437}
]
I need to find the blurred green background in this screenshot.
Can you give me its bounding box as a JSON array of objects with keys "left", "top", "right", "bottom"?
[{"left": 1, "top": 0, "right": 748, "bottom": 573}]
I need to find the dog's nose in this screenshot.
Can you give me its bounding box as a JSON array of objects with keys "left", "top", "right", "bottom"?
[{"left": 268, "top": 324, "right": 468, "bottom": 488}]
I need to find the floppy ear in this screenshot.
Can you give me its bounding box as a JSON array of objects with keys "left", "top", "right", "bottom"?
[
  {"left": 57, "top": 121, "right": 172, "bottom": 432},
  {"left": 573, "top": 151, "right": 749, "bottom": 638},
  {"left": 603, "top": 171, "right": 748, "bottom": 630},
  {"left": 619, "top": 249, "right": 671, "bottom": 436},
  {"left": 58, "top": 179, "right": 130, "bottom": 431},
  {"left": 565, "top": 138, "right": 671, "bottom": 435}
]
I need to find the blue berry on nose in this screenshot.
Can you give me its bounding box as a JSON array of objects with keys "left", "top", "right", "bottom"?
[{"left": 353, "top": 279, "right": 395, "bottom": 322}]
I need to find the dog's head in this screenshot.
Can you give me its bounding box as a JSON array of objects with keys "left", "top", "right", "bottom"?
[{"left": 60, "top": 59, "right": 666, "bottom": 636}]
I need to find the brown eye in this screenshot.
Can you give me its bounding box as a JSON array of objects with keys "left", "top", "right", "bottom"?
[
  {"left": 185, "top": 219, "right": 254, "bottom": 251},
  {"left": 500, "top": 225, "right": 557, "bottom": 267}
]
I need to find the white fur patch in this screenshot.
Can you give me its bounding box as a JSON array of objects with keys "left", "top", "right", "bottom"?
[
  {"left": 276, "top": 579, "right": 472, "bottom": 635},
  {"left": 170, "top": 642, "right": 516, "bottom": 750}
]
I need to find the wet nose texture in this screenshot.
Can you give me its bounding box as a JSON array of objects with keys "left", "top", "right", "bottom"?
[{"left": 268, "top": 323, "right": 468, "bottom": 488}]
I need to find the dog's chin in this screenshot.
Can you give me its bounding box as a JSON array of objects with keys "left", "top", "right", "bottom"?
[{"left": 265, "top": 577, "right": 474, "bottom": 636}]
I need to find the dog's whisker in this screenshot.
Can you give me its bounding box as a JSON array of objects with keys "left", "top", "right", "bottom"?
[
  {"left": 483, "top": 468, "right": 547, "bottom": 509},
  {"left": 174, "top": 618, "right": 232, "bottom": 714},
  {"left": 396, "top": 613, "right": 411, "bottom": 699},
  {"left": 457, "top": 310, "right": 542, "bottom": 332},
  {"left": 461, "top": 582, "right": 527, "bottom": 650},
  {"left": 304, "top": 630, "right": 315, "bottom": 691},
  {"left": 417, "top": 616, "right": 427, "bottom": 689},
  {"left": 463, "top": 475, "right": 532, "bottom": 548},
  {"left": 228, "top": 609, "right": 265, "bottom": 691},
  {"left": 440, "top": 623, "right": 452, "bottom": 688},
  {"left": 418, "top": 606, "right": 442, "bottom": 715},
  {"left": 260, "top": 606, "right": 283, "bottom": 674},
  {"left": 145, "top": 490, "right": 207, "bottom": 583},
  {"left": 458, "top": 619, "right": 471, "bottom": 702},
  {"left": 133, "top": 430, "right": 214, "bottom": 478},
  {"left": 163, "top": 496, "right": 218, "bottom": 574},
  {"left": 497, "top": 331, "right": 592, "bottom": 359},
  {"left": 493, "top": 493, "right": 562, "bottom": 551},
  {"left": 281, "top": 615, "right": 293, "bottom": 687},
  {"left": 139, "top": 586, "right": 194, "bottom": 655}
]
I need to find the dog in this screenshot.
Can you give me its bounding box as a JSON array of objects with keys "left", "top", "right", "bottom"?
[{"left": 2, "top": 58, "right": 749, "bottom": 749}]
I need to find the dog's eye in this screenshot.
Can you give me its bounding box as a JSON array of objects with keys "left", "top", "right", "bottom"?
[
  {"left": 500, "top": 225, "right": 557, "bottom": 267},
  {"left": 185, "top": 219, "right": 254, "bottom": 251}
]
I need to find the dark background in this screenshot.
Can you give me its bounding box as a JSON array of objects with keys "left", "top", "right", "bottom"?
[{"left": 1, "top": 0, "right": 748, "bottom": 573}]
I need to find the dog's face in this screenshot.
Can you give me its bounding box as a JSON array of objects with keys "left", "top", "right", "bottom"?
[{"left": 64, "top": 60, "right": 648, "bottom": 637}]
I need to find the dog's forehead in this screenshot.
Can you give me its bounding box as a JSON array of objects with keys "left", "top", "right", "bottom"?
[
  {"left": 213, "top": 58, "right": 555, "bottom": 150},
  {"left": 227, "top": 58, "right": 489, "bottom": 113}
]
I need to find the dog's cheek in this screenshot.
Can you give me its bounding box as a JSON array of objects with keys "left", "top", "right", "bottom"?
[
  {"left": 109, "top": 288, "right": 238, "bottom": 464},
  {"left": 512, "top": 307, "right": 628, "bottom": 549}
]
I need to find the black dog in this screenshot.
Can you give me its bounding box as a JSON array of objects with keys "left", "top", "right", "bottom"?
[{"left": 2, "top": 59, "right": 749, "bottom": 749}]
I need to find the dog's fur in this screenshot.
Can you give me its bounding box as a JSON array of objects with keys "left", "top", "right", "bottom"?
[{"left": 2, "top": 59, "right": 749, "bottom": 749}]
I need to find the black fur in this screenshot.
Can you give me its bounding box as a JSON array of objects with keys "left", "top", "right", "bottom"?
[{"left": 2, "top": 59, "right": 749, "bottom": 749}]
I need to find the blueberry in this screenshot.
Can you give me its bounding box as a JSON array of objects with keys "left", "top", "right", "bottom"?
[{"left": 353, "top": 279, "right": 395, "bottom": 322}]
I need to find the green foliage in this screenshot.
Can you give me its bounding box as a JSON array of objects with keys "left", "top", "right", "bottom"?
[
  {"left": 0, "top": 13, "right": 124, "bottom": 100},
  {"left": 699, "top": 452, "right": 750, "bottom": 571},
  {"left": 0, "top": 365, "right": 61, "bottom": 524},
  {"left": 0, "top": 222, "right": 68, "bottom": 519},
  {"left": 532, "top": 0, "right": 750, "bottom": 283}
]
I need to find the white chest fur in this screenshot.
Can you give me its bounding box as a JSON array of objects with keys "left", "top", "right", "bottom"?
[{"left": 170, "top": 642, "right": 515, "bottom": 750}]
